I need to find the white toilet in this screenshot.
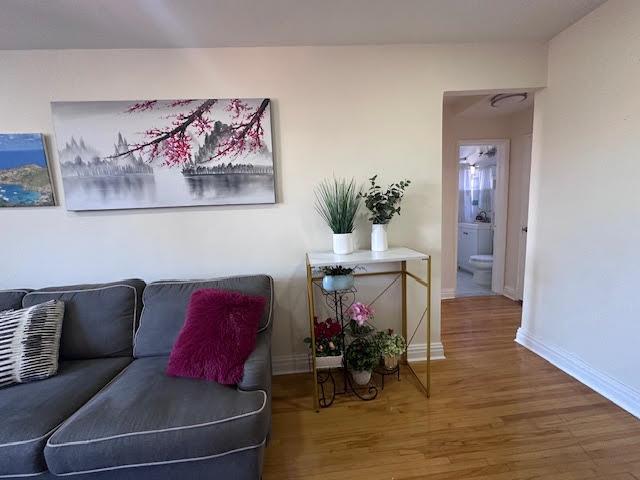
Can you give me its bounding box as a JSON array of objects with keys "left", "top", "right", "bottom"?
[{"left": 468, "top": 254, "right": 493, "bottom": 287}]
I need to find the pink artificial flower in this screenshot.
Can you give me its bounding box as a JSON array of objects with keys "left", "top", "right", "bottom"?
[{"left": 347, "top": 302, "right": 375, "bottom": 326}]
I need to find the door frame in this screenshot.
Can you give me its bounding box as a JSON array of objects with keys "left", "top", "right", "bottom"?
[
  {"left": 455, "top": 139, "right": 510, "bottom": 294},
  {"left": 515, "top": 133, "right": 532, "bottom": 300}
]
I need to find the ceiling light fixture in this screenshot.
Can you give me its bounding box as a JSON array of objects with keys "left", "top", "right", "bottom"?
[{"left": 490, "top": 93, "right": 528, "bottom": 108}]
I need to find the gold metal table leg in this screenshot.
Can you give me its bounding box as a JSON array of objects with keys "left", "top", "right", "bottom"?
[
  {"left": 306, "top": 257, "right": 320, "bottom": 411},
  {"left": 401, "top": 261, "right": 407, "bottom": 364},
  {"left": 426, "top": 256, "right": 432, "bottom": 397}
]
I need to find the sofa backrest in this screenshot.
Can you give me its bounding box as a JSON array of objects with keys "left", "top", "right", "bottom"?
[
  {"left": 134, "top": 275, "right": 273, "bottom": 358},
  {"left": 0, "top": 289, "right": 31, "bottom": 311},
  {"left": 22, "top": 279, "right": 145, "bottom": 360}
]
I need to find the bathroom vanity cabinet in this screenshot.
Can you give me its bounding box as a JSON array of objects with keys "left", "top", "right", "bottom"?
[{"left": 458, "top": 222, "right": 493, "bottom": 272}]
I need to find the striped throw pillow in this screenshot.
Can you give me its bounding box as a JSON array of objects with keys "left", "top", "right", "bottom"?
[{"left": 0, "top": 300, "right": 65, "bottom": 388}]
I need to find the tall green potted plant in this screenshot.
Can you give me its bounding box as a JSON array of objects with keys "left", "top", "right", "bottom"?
[
  {"left": 360, "top": 175, "right": 411, "bottom": 252},
  {"left": 315, "top": 178, "right": 361, "bottom": 255}
]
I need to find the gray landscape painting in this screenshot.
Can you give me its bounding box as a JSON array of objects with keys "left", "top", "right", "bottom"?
[{"left": 50, "top": 98, "right": 274, "bottom": 211}]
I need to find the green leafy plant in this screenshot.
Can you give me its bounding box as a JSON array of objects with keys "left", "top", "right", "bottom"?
[
  {"left": 319, "top": 265, "right": 356, "bottom": 276},
  {"left": 314, "top": 177, "right": 361, "bottom": 234},
  {"left": 344, "top": 338, "right": 379, "bottom": 372},
  {"left": 360, "top": 175, "right": 411, "bottom": 224},
  {"left": 373, "top": 330, "right": 407, "bottom": 357}
]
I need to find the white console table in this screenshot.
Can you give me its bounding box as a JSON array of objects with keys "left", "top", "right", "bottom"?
[{"left": 305, "top": 247, "right": 432, "bottom": 411}]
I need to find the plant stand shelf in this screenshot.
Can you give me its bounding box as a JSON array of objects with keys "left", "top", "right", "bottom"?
[
  {"left": 305, "top": 247, "right": 432, "bottom": 411},
  {"left": 310, "top": 284, "right": 380, "bottom": 408},
  {"left": 315, "top": 365, "right": 379, "bottom": 408},
  {"left": 373, "top": 363, "right": 400, "bottom": 390}
]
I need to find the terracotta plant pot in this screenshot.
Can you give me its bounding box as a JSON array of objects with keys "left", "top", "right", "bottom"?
[{"left": 383, "top": 354, "right": 399, "bottom": 370}]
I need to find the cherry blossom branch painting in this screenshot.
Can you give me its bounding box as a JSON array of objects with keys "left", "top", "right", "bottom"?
[{"left": 50, "top": 98, "right": 275, "bottom": 211}]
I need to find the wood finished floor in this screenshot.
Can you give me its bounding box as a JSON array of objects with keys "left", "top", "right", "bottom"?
[{"left": 264, "top": 296, "right": 640, "bottom": 480}]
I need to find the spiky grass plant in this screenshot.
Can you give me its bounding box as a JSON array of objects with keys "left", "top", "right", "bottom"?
[{"left": 314, "top": 178, "right": 361, "bottom": 234}]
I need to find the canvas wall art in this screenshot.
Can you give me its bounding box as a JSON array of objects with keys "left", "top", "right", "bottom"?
[
  {"left": 50, "top": 98, "right": 274, "bottom": 211},
  {"left": 0, "top": 134, "right": 55, "bottom": 207}
]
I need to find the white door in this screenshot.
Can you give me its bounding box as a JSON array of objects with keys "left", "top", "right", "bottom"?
[{"left": 515, "top": 134, "right": 532, "bottom": 301}]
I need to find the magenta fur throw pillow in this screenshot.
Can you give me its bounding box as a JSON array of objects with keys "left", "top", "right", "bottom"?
[{"left": 166, "top": 288, "right": 266, "bottom": 384}]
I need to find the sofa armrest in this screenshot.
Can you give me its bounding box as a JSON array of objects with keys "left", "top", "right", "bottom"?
[{"left": 238, "top": 329, "right": 272, "bottom": 392}]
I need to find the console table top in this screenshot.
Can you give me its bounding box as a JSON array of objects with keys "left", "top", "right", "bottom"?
[{"left": 307, "top": 247, "right": 429, "bottom": 268}]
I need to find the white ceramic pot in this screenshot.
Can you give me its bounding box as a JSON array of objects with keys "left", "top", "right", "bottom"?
[
  {"left": 351, "top": 369, "right": 372, "bottom": 385},
  {"left": 332, "top": 233, "right": 354, "bottom": 255},
  {"left": 371, "top": 224, "right": 388, "bottom": 252}
]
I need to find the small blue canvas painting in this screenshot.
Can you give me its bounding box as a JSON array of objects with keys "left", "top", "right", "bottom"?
[{"left": 0, "top": 134, "right": 55, "bottom": 207}]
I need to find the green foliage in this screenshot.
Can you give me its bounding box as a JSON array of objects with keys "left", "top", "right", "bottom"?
[
  {"left": 359, "top": 175, "right": 411, "bottom": 224},
  {"left": 314, "top": 177, "right": 361, "bottom": 234},
  {"left": 373, "top": 330, "right": 407, "bottom": 357},
  {"left": 320, "top": 265, "right": 355, "bottom": 276},
  {"left": 344, "top": 338, "right": 378, "bottom": 372}
]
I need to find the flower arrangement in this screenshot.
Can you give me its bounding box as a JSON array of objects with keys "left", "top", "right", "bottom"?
[
  {"left": 346, "top": 302, "right": 375, "bottom": 337},
  {"left": 360, "top": 175, "right": 411, "bottom": 225},
  {"left": 304, "top": 317, "right": 343, "bottom": 357}
]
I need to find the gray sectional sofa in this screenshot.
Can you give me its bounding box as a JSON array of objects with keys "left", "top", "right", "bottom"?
[{"left": 0, "top": 275, "right": 273, "bottom": 479}]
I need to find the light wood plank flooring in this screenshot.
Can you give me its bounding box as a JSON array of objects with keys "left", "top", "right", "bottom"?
[{"left": 264, "top": 296, "right": 640, "bottom": 479}]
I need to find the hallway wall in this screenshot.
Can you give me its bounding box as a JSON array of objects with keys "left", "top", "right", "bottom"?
[{"left": 521, "top": 0, "right": 640, "bottom": 415}]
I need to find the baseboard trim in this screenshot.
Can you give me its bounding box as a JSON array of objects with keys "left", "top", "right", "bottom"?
[
  {"left": 407, "top": 342, "right": 446, "bottom": 362},
  {"left": 273, "top": 342, "right": 446, "bottom": 376},
  {"left": 503, "top": 285, "right": 519, "bottom": 301},
  {"left": 272, "top": 353, "right": 310, "bottom": 375},
  {"left": 441, "top": 288, "right": 456, "bottom": 300},
  {"left": 515, "top": 328, "right": 640, "bottom": 419}
]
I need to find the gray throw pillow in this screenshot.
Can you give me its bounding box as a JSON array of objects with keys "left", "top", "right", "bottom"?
[{"left": 0, "top": 300, "right": 65, "bottom": 388}]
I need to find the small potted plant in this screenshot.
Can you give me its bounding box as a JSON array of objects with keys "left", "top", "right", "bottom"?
[
  {"left": 344, "top": 338, "right": 378, "bottom": 385},
  {"left": 320, "top": 265, "right": 356, "bottom": 292},
  {"left": 315, "top": 177, "right": 361, "bottom": 255},
  {"left": 360, "top": 175, "right": 411, "bottom": 252},
  {"left": 373, "top": 329, "right": 407, "bottom": 369},
  {"left": 304, "top": 317, "right": 343, "bottom": 369},
  {"left": 345, "top": 301, "right": 375, "bottom": 338}
]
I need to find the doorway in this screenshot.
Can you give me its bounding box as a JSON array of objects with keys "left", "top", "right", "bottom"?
[
  {"left": 441, "top": 91, "right": 534, "bottom": 302},
  {"left": 456, "top": 139, "right": 509, "bottom": 297}
]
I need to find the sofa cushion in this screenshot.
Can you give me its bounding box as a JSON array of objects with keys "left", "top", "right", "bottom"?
[
  {"left": 0, "top": 300, "right": 65, "bottom": 388},
  {"left": 45, "top": 356, "right": 269, "bottom": 476},
  {"left": 0, "top": 357, "right": 130, "bottom": 477},
  {"left": 134, "top": 275, "right": 273, "bottom": 358},
  {"left": 0, "top": 289, "right": 31, "bottom": 312},
  {"left": 167, "top": 288, "right": 267, "bottom": 384},
  {"left": 23, "top": 279, "right": 145, "bottom": 360}
]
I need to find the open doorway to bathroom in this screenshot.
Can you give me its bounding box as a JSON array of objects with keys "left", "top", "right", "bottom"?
[
  {"left": 456, "top": 140, "right": 509, "bottom": 297},
  {"left": 442, "top": 91, "right": 534, "bottom": 301}
]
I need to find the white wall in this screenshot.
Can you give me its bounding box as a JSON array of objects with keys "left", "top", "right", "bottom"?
[
  {"left": 441, "top": 105, "right": 533, "bottom": 296},
  {"left": 520, "top": 0, "right": 640, "bottom": 415},
  {"left": 0, "top": 45, "right": 547, "bottom": 367}
]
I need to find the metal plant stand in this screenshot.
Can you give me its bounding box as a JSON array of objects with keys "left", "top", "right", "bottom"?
[
  {"left": 373, "top": 363, "right": 401, "bottom": 390},
  {"left": 306, "top": 248, "right": 432, "bottom": 412},
  {"left": 314, "top": 286, "right": 378, "bottom": 408}
]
